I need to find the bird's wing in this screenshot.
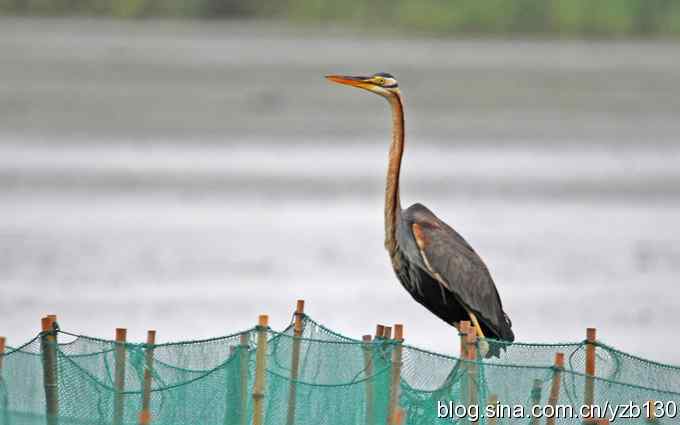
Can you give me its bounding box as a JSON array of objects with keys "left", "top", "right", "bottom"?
[{"left": 404, "top": 203, "right": 513, "bottom": 341}]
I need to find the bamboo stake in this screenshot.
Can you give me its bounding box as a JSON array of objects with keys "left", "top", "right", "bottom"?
[
  {"left": 361, "top": 335, "right": 374, "bottom": 425},
  {"left": 487, "top": 394, "right": 498, "bottom": 425},
  {"left": 530, "top": 379, "right": 542, "bottom": 425},
  {"left": 113, "top": 328, "right": 127, "bottom": 425},
  {"left": 387, "top": 324, "right": 404, "bottom": 425},
  {"left": 383, "top": 326, "right": 392, "bottom": 340},
  {"left": 546, "top": 353, "right": 565, "bottom": 425},
  {"left": 286, "top": 300, "right": 305, "bottom": 425},
  {"left": 375, "top": 325, "right": 385, "bottom": 339},
  {"left": 466, "top": 329, "right": 479, "bottom": 423},
  {"left": 139, "top": 330, "right": 156, "bottom": 425},
  {"left": 0, "top": 335, "right": 6, "bottom": 425},
  {"left": 252, "top": 315, "right": 269, "bottom": 425},
  {"left": 459, "top": 321, "right": 471, "bottom": 358},
  {"left": 584, "top": 327, "right": 596, "bottom": 420},
  {"left": 238, "top": 333, "right": 249, "bottom": 425},
  {"left": 0, "top": 336, "right": 5, "bottom": 371},
  {"left": 646, "top": 400, "right": 657, "bottom": 423},
  {"left": 41, "top": 315, "right": 59, "bottom": 425}
]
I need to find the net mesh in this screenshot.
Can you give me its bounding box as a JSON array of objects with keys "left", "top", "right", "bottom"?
[{"left": 1, "top": 314, "right": 679, "bottom": 425}]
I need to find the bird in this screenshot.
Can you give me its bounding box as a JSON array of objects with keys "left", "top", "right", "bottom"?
[{"left": 326, "top": 72, "right": 514, "bottom": 357}]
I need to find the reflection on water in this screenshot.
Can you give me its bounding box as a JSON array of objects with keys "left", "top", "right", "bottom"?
[{"left": 0, "top": 18, "right": 679, "bottom": 364}]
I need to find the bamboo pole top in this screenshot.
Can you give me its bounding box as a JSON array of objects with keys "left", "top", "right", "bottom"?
[
  {"left": 42, "top": 315, "right": 56, "bottom": 336},
  {"left": 554, "top": 352, "right": 565, "bottom": 368},
  {"left": 41, "top": 317, "right": 47, "bottom": 331},
  {"left": 586, "top": 328, "right": 597, "bottom": 343},
  {"left": 295, "top": 300, "right": 305, "bottom": 314},
  {"left": 375, "top": 324, "right": 385, "bottom": 338},
  {"left": 115, "top": 328, "right": 127, "bottom": 342},
  {"left": 384, "top": 326, "right": 392, "bottom": 339},
  {"left": 0, "top": 336, "right": 5, "bottom": 369},
  {"left": 146, "top": 330, "right": 156, "bottom": 345},
  {"left": 362, "top": 335, "right": 372, "bottom": 342},
  {"left": 393, "top": 324, "right": 404, "bottom": 342},
  {"left": 258, "top": 315, "right": 269, "bottom": 327}
]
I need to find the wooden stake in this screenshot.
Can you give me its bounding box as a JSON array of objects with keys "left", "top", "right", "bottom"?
[
  {"left": 487, "top": 394, "right": 498, "bottom": 425},
  {"left": 139, "top": 330, "right": 156, "bottom": 425},
  {"left": 237, "top": 333, "right": 249, "bottom": 425},
  {"left": 252, "top": 315, "right": 269, "bottom": 425},
  {"left": 362, "top": 335, "right": 374, "bottom": 425},
  {"left": 41, "top": 315, "right": 59, "bottom": 425},
  {"left": 530, "top": 379, "right": 542, "bottom": 425},
  {"left": 459, "top": 321, "right": 471, "bottom": 358},
  {"left": 0, "top": 336, "right": 6, "bottom": 425},
  {"left": 375, "top": 324, "right": 385, "bottom": 339},
  {"left": 113, "top": 328, "right": 127, "bottom": 425},
  {"left": 584, "top": 327, "right": 596, "bottom": 419},
  {"left": 383, "top": 326, "right": 392, "bottom": 340},
  {"left": 546, "top": 353, "right": 564, "bottom": 425},
  {"left": 387, "top": 324, "right": 404, "bottom": 425},
  {"left": 646, "top": 400, "right": 657, "bottom": 423},
  {"left": 286, "top": 300, "right": 305, "bottom": 425},
  {"left": 0, "top": 336, "right": 5, "bottom": 371},
  {"left": 466, "top": 329, "right": 479, "bottom": 423}
]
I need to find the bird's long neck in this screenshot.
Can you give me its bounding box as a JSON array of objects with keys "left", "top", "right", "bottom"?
[{"left": 384, "top": 92, "right": 405, "bottom": 254}]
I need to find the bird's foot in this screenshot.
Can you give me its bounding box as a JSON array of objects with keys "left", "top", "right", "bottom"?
[{"left": 478, "top": 338, "right": 490, "bottom": 358}]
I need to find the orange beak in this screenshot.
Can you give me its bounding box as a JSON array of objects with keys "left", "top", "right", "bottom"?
[{"left": 325, "top": 74, "right": 371, "bottom": 88}]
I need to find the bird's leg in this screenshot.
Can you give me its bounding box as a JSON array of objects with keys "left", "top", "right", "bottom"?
[
  {"left": 467, "top": 312, "right": 485, "bottom": 338},
  {"left": 467, "top": 311, "right": 490, "bottom": 357}
]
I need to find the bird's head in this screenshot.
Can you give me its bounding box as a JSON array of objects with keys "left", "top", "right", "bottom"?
[{"left": 325, "top": 72, "right": 399, "bottom": 99}]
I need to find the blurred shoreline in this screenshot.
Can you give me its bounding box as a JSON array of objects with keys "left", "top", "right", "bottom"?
[{"left": 2, "top": 0, "right": 680, "bottom": 38}]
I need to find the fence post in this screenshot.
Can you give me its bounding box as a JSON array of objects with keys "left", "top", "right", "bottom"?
[
  {"left": 375, "top": 325, "right": 385, "bottom": 339},
  {"left": 466, "top": 329, "right": 479, "bottom": 423},
  {"left": 139, "top": 330, "right": 156, "bottom": 425},
  {"left": 387, "top": 324, "right": 404, "bottom": 425},
  {"left": 252, "top": 315, "right": 268, "bottom": 425},
  {"left": 41, "top": 315, "right": 59, "bottom": 425},
  {"left": 286, "top": 300, "right": 305, "bottom": 425},
  {"left": 487, "top": 394, "right": 498, "bottom": 425},
  {"left": 238, "top": 333, "right": 250, "bottom": 425},
  {"left": 113, "top": 328, "right": 127, "bottom": 425},
  {"left": 530, "top": 379, "right": 542, "bottom": 425},
  {"left": 0, "top": 336, "right": 5, "bottom": 370},
  {"left": 546, "top": 352, "right": 564, "bottom": 425},
  {"left": 0, "top": 335, "right": 7, "bottom": 425},
  {"left": 645, "top": 400, "right": 657, "bottom": 423},
  {"left": 584, "top": 328, "right": 596, "bottom": 421},
  {"left": 459, "top": 321, "right": 471, "bottom": 359},
  {"left": 362, "top": 335, "right": 374, "bottom": 425},
  {"left": 383, "top": 327, "right": 392, "bottom": 340}
]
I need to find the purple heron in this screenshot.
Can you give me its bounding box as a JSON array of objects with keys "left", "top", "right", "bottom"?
[{"left": 326, "top": 73, "right": 514, "bottom": 357}]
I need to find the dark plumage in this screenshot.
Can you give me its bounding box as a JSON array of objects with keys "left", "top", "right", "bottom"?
[{"left": 394, "top": 203, "right": 514, "bottom": 356}]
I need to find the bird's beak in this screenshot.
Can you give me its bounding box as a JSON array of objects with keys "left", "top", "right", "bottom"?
[{"left": 325, "top": 75, "right": 372, "bottom": 89}]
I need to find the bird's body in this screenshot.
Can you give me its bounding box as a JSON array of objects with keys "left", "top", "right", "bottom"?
[{"left": 326, "top": 72, "right": 514, "bottom": 356}]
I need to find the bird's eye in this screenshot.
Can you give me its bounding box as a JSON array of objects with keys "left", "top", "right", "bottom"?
[{"left": 375, "top": 77, "right": 385, "bottom": 86}]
